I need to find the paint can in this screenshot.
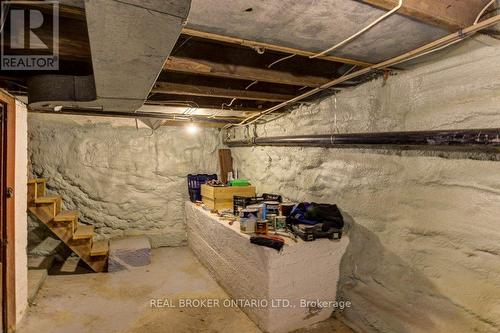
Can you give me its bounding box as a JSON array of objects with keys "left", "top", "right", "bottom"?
[
  {"left": 255, "top": 220, "right": 268, "bottom": 235},
  {"left": 240, "top": 209, "right": 258, "bottom": 234},
  {"left": 279, "top": 203, "right": 296, "bottom": 216},
  {"left": 247, "top": 204, "right": 264, "bottom": 220},
  {"left": 267, "top": 214, "right": 277, "bottom": 230},
  {"left": 240, "top": 208, "right": 258, "bottom": 219},
  {"left": 263, "top": 201, "right": 280, "bottom": 219},
  {"left": 275, "top": 216, "right": 287, "bottom": 231}
]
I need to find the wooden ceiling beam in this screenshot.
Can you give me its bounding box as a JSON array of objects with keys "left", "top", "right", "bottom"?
[
  {"left": 164, "top": 56, "right": 331, "bottom": 88},
  {"left": 358, "top": 0, "right": 492, "bottom": 31},
  {"left": 181, "top": 28, "right": 373, "bottom": 67},
  {"left": 152, "top": 82, "right": 296, "bottom": 102},
  {"left": 144, "top": 100, "right": 266, "bottom": 113}
]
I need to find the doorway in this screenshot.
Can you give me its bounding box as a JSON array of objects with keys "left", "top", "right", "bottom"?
[{"left": 0, "top": 90, "right": 16, "bottom": 333}]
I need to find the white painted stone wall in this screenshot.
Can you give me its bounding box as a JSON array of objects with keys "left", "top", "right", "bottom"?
[
  {"left": 28, "top": 115, "right": 222, "bottom": 248},
  {"left": 186, "top": 202, "right": 350, "bottom": 333},
  {"left": 15, "top": 100, "right": 28, "bottom": 323},
  {"left": 230, "top": 36, "right": 500, "bottom": 333}
]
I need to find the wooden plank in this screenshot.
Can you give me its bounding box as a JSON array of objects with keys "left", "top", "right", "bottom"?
[
  {"left": 218, "top": 149, "right": 233, "bottom": 183},
  {"left": 234, "top": 14, "right": 500, "bottom": 126},
  {"left": 164, "top": 57, "right": 331, "bottom": 88},
  {"left": 34, "top": 195, "right": 59, "bottom": 204},
  {"left": 73, "top": 225, "right": 94, "bottom": 240},
  {"left": 27, "top": 178, "right": 47, "bottom": 184},
  {"left": 145, "top": 98, "right": 270, "bottom": 112},
  {"left": 358, "top": 0, "right": 492, "bottom": 31},
  {"left": 160, "top": 120, "right": 247, "bottom": 129},
  {"left": 152, "top": 82, "right": 296, "bottom": 102},
  {"left": 1, "top": 88, "right": 17, "bottom": 332},
  {"left": 90, "top": 240, "right": 109, "bottom": 257},
  {"left": 54, "top": 210, "right": 79, "bottom": 222},
  {"left": 181, "top": 28, "right": 374, "bottom": 67},
  {"left": 201, "top": 184, "right": 256, "bottom": 200},
  {"left": 28, "top": 206, "right": 107, "bottom": 272}
]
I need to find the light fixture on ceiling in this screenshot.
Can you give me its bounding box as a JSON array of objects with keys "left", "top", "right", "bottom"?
[{"left": 186, "top": 121, "right": 199, "bottom": 135}]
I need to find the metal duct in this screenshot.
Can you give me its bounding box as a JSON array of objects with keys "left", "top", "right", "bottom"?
[
  {"left": 224, "top": 129, "right": 500, "bottom": 151},
  {"left": 28, "top": 0, "right": 191, "bottom": 112}
]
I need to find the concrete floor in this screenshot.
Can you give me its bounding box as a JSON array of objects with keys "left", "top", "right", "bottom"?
[{"left": 18, "top": 247, "right": 353, "bottom": 333}]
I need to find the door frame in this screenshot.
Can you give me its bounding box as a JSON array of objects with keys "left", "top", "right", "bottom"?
[{"left": 0, "top": 89, "right": 16, "bottom": 333}]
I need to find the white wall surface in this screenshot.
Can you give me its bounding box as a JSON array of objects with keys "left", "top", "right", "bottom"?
[
  {"left": 28, "top": 115, "right": 222, "bottom": 248},
  {"left": 230, "top": 36, "right": 500, "bottom": 333}
]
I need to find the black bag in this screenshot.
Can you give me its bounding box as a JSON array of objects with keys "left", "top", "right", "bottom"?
[{"left": 287, "top": 202, "right": 344, "bottom": 230}]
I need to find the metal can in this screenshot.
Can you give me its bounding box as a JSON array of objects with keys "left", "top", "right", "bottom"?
[
  {"left": 275, "top": 216, "right": 287, "bottom": 231},
  {"left": 240, "top": 208, "right": 258, "bottom": 219},
  {"left": 247, "top": 204, "right": 264, "bottom": 220},
  {"left": 263, "top": 201, "right": 280, "bottom": 219},
  {"left": 240, "top": 209, "right": 258, "bottom": 234},
  {"left": 255, "top": 220, "right": 268, "bottom": 235},
  {"left": 279, "top": 203, "right": 296, "bottom": 216},
  {"left": 240, "top": 219, "right": 256, "bottom": 234},
  {"left": 267, "top": 214, "right": 277, "bottom": 230}
]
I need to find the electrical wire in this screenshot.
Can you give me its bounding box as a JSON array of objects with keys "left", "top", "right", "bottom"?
[
  {"left": 224, "top": 14, "right": 500, "bottom": 131},
  {"left": 0, "top": 3, "right": 11, "bottom": 33},
  {"left": 245, "top": 81, "right": 259, "bottom": 90},
  {"left": 475, "top": 0, "right": 497, "bottom": 24},
  {"left": 225, "top": 64, "right": 358, "bottom": 128},
  {"left": 267, "top": 54, "right": 296, "bottom": 68},
  {"left": 310, "top": 0, "right": 404, "bottom": 58},
  {"left": 220, "top": 54, "right": 297, "bottom": 112},
  {"left": 392, "top": 0, "right": 498, "bottom": 68}
]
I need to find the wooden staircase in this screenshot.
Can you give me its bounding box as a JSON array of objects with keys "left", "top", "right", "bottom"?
[{"left": 27, "top": 178, "right": 108, "bottom": 272}]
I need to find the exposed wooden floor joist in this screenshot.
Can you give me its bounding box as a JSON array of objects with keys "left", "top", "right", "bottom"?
[
  {"left": 152, "top": 82, "right": 296, "bottom": 102},
  {"left": 164, "top": 57, "right": 331, "bottom": 88},
  {"left": 180, "top": 28, "right": 374, "bottom": 67},
  {"left": 358, "top": 0, "right": 493, "bottom": 31}
]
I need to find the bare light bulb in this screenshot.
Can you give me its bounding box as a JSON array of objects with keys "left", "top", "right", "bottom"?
[{"left": 186, "top": 123, "right": 199, "bottom": 135}]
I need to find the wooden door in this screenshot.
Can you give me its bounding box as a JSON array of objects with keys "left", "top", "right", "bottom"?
[{"left": 0, "top": 90, "right": 16, "bottom": 333}]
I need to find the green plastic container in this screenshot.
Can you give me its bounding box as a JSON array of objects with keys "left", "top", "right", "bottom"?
[{"left": 229, "top": 179, "right": 251, "bottom": 187}]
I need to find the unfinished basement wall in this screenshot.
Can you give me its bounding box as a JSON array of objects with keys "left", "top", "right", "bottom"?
[
  {"left": 27, "top": 115, "right": 221, "bottom": 248},
  {"left": 230, "top": 36, "right": 500, "bottom": 333}
]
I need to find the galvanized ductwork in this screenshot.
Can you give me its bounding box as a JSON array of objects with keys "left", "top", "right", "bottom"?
[{"left": 28, "top": 0, "right": 191, "bottom": 112}]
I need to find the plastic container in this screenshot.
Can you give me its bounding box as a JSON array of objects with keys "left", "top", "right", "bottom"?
[
  {"left": 229, "top": 179, "right": 251, "bottom": 187},
  {"left": 187, "top": 174, "right": 218, "bottom": 202},
  {"left": 233, "top": 193, "right": 283, "bottom": 215}
]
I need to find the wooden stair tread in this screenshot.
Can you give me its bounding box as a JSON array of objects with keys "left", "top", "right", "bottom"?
[
  {"left": 54, "top": 210, "right": 79, "bottom": 221},
  {"left": 35, "top": 195, "right": 60, "bottom": 204},
  {"left": 28, "top": 178, "right": 47, "bottom": 184},
  {"left": 73, "top": 225, "right": 94, "bottom": 240},
  {"left": 28, "top": 179, "right": 107, "bottom": 273},
  {"left": 91, "top": 240, "right": 109, "bottom": 256}
]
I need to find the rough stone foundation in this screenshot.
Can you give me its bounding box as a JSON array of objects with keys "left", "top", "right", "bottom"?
[
  {"left": 28, "top": 116, "right": 222, "bottom": 248},
  {"left": 230, "top": 36, "right": 500, "bottom": 333}
]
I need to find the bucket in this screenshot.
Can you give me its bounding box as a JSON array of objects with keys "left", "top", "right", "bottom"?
[
  {"left": 240, "top": 208, "right": 258, "bottom": 219},
  {"left": 247, "top": 204, "right": 264, "bottom": 220},
  {"left": 263, "top": 201, "right": 279, "bottom": 219},
  {"left": 279, "top": 203, "right": 296, "bottom": 216},
  {"left": 275, "top": 216, "right": 287, "bottom": 231},
  {"left": 267, "top": 214, "right": 277, "bottom": 230}
]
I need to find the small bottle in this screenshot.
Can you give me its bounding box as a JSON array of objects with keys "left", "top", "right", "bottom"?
[{"left": 255, "top": 220, "right": 268, "bottom": 235}]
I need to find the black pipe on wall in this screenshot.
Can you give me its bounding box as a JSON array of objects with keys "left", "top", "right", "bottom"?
[{"left": 225, "top": 129, "right": 500, "bottom": 151}]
